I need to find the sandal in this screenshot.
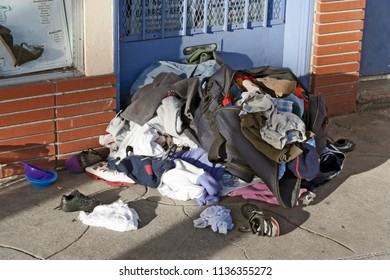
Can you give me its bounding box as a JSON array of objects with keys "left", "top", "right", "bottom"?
[
  {"left": 239, "top": 203, "right": 280, "bottom": 237},
  {"left": 332, "top": 138, "right": 356, "bottom": 153}
]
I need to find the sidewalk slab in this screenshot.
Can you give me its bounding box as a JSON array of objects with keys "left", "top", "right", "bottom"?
[{"left": 1, "top": 108, "right": 390, "bottom": 260}]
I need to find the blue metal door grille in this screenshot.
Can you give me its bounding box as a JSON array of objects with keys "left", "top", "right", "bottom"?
[{"left": 120, "top": 0, "right": 285, "bottom": 41}]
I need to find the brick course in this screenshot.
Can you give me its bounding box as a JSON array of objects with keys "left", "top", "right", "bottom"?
[
  {"left": 311, "top": 0, "right": 366, "bottom": 115},
  {"left": 0, "top": 74, "right": 116, "bottom": 178}
]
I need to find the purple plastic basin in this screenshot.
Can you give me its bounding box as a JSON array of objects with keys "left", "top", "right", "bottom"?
[{"left": 21, "top": 161, "right": 53, "bottom": 180}]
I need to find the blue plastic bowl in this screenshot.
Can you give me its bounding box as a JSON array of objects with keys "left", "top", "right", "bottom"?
[{"left": 26, "top": 170, "right": 58, "bottom": 188}]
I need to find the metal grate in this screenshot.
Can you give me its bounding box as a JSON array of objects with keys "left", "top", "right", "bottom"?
[
  {"left": 207, "top": 0, "right": 225, "bottom": 31},
  {"left": 248, "top": 0, "right": 265, "bottom": 26},
  {"left": 188, "top": 0, "right": 205, "bottom": 32},
  {"left": 120, "top": 0, "right": 286, "bottom": 41},
  {"left": 228, "top": 0, "right": 246, "bottom": 26},
  {"left": 269, "top": 0, "right": 285, "bottom": 24}
]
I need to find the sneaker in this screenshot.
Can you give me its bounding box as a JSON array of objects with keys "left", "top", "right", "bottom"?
[
  {"left": 59, "top": 190, "right": 100, "bottom": 212},
  {"left": 85, "top": 161, "right": 135, "bottom": 186},
  {"left": 240, "top": 203, "right": 280, "bottom": 237}
]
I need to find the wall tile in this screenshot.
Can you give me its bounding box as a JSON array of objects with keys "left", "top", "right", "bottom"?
[
  {"left": 0, "top": 82, "right": 54, "bottom": 102},
  {"left": 0, "top": 74, "right": 116, "bottom": 178}
]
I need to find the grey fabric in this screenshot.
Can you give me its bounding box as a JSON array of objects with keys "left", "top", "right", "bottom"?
[
  {"left": 238, "top": 92, "right": 307, "bottom": 149},
  {"left": 130, "top": 60, "right": 221, "bottom": 95},
  {"left": 121, "top": 72, "right": 198, "bottom": 126},
  {"left": 237, "top": 91, "right": 275, "bottom": 118},
  {"left": 261, "top": 110, "right": 306, "bottom": 149},
  {"left": 240, "top": 112, "right": 302, "bottom": 163},
  {"left": 121, "top": 72, "right": 181, "bottom": 125}
]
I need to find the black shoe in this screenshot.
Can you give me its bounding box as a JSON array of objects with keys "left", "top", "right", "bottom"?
[
  {"left": 239, "top": 203, "right": 280, "bottom": 237},
  {"left": 241, "top": 203, "right": 261, "bottom": 219},
  {"left": 59, "top": 190, "right": 100, "bottom": 212}
]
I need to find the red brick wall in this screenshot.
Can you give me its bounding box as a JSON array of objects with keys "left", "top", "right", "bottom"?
[
  {"left": 311, "top": 0, "right": 366, "bottom": 115},
  {"left": 0, "top": 74, "right": 116, "bottom": 178}
]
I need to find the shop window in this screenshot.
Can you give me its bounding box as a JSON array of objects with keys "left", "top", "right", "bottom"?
[
  {"left": 0, "top": 0, "right": 83, "bottom": 80},
  {"left": 120, "top": 0, "right": 285, "bottom": 41}
]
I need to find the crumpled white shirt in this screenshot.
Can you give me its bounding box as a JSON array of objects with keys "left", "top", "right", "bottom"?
[
  {"left": 158, "top": 159, "right": 205, "bottom": 201},
  {"left": 79, "top": 200, "right": 139, "bottom": 232}
]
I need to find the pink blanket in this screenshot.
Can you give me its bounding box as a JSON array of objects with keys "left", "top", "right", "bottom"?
[{"left": 228, "top": 182, "right": 307, "bottom": 206}]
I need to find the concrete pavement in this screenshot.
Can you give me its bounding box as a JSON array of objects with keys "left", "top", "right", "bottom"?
[{"left": 0, "top": 108, "right": 390, "bottom": 260}]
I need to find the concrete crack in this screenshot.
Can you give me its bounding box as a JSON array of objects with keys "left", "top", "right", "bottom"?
[
  {"left": 296, "top": 225, "right": 356, "bottom": 253},
  {"left": 45, "top": 226, "right": 90, "bottom": 259},
  {"left": 270, "top": 212, "right": 356, "bottom": 253},
  {"left": 0, "top": 244, "right": 43, "bottom": 260},
  {"left": 139, "top": 187, "right": 150, "bottom": 199},
  {"left": 181, "top": 206, "right": 193, "bottom": 220}
]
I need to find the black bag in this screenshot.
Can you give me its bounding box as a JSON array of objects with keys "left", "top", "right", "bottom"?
[
  {"left": 306, "top": 93, "right": 328, "bottom": 155},
  {"left": 193, "top": 64, "right": 328, "bottom": 208},
  {"left": 79, "top": 148, "right": 104, "bottom": 168}
]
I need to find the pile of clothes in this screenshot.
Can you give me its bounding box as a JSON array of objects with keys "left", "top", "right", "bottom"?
[{"left": 92, "top": 60, "right": 347, "bottom": 207}]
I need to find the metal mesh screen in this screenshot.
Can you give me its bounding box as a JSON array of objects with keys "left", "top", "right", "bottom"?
[
  {"left": 208, "top": 0, "right": 225, "bottom": 28},
  {"left": 269, "top": 0, "right": 284, "bottom": 23},
  {"left": 120, "top": 0, "right": 285, "bottom": 41},
  {"left": 228, "top": 0, "right": 246, "bottom": 25},
  {"left": 248, "top": 0, "right": 265, "bottom": 23},
  {"left": 165, "top": 0, "right": 184, "bottom": 32}
]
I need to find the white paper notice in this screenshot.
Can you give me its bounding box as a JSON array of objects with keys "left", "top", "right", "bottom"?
[{"left": 33, "top": 0, "right": 53, "bottom": 26}]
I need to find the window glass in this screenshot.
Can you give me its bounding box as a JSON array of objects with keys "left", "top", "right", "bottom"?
[{"left": 0, "top": 0, "right": 75, "bottom": 78}]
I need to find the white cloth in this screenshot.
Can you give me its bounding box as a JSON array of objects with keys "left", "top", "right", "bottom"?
[
  {"left": 148, "top": 96, "right": 198, "bottom": 149},
  {"left": 114, "top": 121, "right": 165, "bottom": 159},
  {"left": 158, "top": 159, "right": 205, "bottom": 201},
  {"left": 79, "top": 200, "right": 139, "bottom": 232},
  {"left": 104, "top": 114, "right": 164, "bottom": 160},
  {"left": 105, "top": 112, "right": 130, "bottom": 146},
  {"left": 103, "top": 97, "right": 197, "bottom": 161}
]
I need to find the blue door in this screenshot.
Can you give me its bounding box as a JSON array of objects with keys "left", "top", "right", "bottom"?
[
  {"left": 118, "top": 0, "right": 287, "bottom": 108},
  {"left": 360, "top": 0, "right": 390, "bottom": 76}
]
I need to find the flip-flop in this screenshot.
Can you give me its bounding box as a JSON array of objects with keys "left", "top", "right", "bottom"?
[{"left": 333, "top": 138, "right": 356, "bottom": 153}]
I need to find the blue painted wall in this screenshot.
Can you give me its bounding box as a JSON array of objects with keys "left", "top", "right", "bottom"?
[
  {"left": 116, "top": 0, "right": 315, "bottom": 109},
  {"left": 283, "top": 0, "right": 314, "bottom": 88},
  {"left": 360, "top": 0, "right": 390, "bottom": 76},
  {"left": 119, "top": 26, "right": 286, "bottom": 109}
]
